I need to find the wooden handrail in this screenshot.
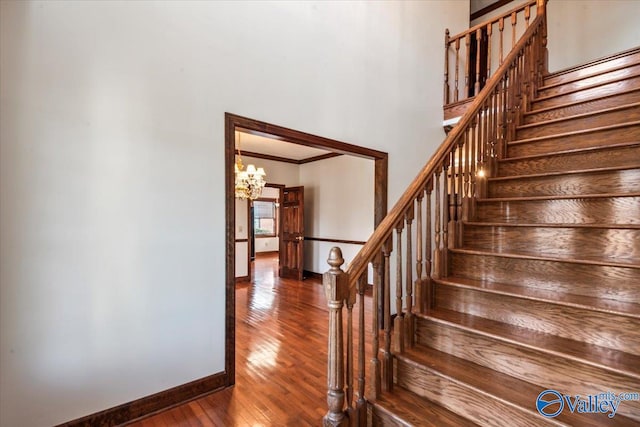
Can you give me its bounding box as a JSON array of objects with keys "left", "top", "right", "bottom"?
[
  {"left": 452, "top": 0, "right": 536, "bottom": 42},
  {"left": 346, "top": 13, "right": 545, "bottom": 286}
]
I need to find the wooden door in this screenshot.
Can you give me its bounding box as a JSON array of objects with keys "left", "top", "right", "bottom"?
[{"left": 280, "top": 186, "right": 304, "bottom": 280}]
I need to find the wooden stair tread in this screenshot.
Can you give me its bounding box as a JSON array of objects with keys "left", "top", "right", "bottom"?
[
  {"left": 517, "top": 102, "right": 640, "bottom": 131},
  {"left": 477, "top": 191, "right": 640, "bottom": 203},
  {"left": 488, "top": 164, "right": 640, "bottom": 181},
  {"left": 464, "top": 221, "right": 640, "bottom": 230},
  {"left": 398, "top": 344, "right": 639, "bottom": 427},
  {"left": 541, "top": 60, "right": 640, "bottom": 92},
  {"left": 542, "top": 46, "right": 640, "bottom": 87},
  {"left": 534, "top": 68, "right": 640, "bottom": 103},
  {"left": 525, "top": 87, "right": 640, "bottom": 117},
  {"left": 500, "top": 141, "right": 640, "bottom": 163},
  {"left": 372, "top": 387, "right": 478, "bottom": 426},
  {"left": 450, "top": 247, "right": 640, "bottom": 269},
  {"left": 417, "top": 308, "right": 640, "bottom": 380},
  {"left": 508, "top": 120, "right": 640, "bottom": 146},
  {"left": 435, "top": 275, "right": 640, "bottom": 319}
]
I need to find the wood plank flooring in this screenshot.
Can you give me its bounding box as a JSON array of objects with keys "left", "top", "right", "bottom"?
[{"left": 127, "top": 254, "right": 330, "bottom": 426}]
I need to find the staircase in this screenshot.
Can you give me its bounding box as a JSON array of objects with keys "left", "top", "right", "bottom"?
[{"left": 370, "top": 47, "right": 640, "bottom": 426}]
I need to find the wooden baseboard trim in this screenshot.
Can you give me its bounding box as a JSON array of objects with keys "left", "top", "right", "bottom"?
[
  {"left": 235, "top": 275, "right": 250, "bottom": 283},
  {"left": 303, "top": 270, "right": 322, "bottom": 281},
  {"left": 56, "top": 372, "right": 228, "bottom": 427}
]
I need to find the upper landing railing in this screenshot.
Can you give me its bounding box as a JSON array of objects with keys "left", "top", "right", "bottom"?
[
  {"left": 321, "top": 1, "right": 548, "bottom": 425},
  {"left": 444, "top": 0, "right": 541, "bottom": 121}
]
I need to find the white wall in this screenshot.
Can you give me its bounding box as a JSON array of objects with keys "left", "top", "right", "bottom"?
[
  {"left": 468, "top": 0, "right": 640, "bottom": 73},
  {"left": 547, "top": 0, "right": 640, "bottom": 72},
  {"left": 0, "top": 1, "right": 468, "bottom": 426},
  {"left": 300, "top": 156, "right": 374, "bottom": 273},
  {"left": 235, "top": 199, "right": 249, "bottom": 277}
]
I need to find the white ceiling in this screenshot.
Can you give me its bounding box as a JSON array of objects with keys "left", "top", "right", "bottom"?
[{"left": 236, "top": 131, "right": 333, "bottom": 161}]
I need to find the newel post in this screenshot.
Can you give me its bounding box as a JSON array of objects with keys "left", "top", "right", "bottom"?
[
  {"left": 536, "top": 0, "right": 549, "bottom": 74},
  {"left": 323, "top": 247, "right": 349, "bottom": 427}
]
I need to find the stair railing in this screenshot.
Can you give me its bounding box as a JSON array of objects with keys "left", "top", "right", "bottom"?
[
  {"left": 322, "top": 1, "right": 548, "bottom": 425},
  {"left": 444, "top": 0, "right": 547, "bottom": 118}
]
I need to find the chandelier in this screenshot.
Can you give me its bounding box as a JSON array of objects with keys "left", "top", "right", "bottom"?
[{"left": 235, "top": 133, "right": 266, "bottom": 200}]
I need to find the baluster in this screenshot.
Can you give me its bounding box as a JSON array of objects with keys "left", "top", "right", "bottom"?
[
  {"left": 322, "top": 247, "right": 348, "bottom": 427},
  {"left": 499, "top": 17, "right": 504, "bottom": 65},
  {"left": 355, "top": 274, "right": 366, "bottom": 426},
  {"left": 475, "top": 28, "right": 482, "bottom": 96},
  {"left": 464, "top": 33, "right": 471, "bottom": 98},
  {"left": 470, "top": 108, "right": 478, "bottom": 211},
  {"left": 442, "top": 159, "right": 451, "bottom": 276},
  {"left": 404, "top": 204, "right": 414, "bottom": 348},
  {"left": 382, "top": 239, "right": 393, "bottom": 392},
  {"left": 454, "top": 37, "right": 460, "bottom": 102},
  {"left": 369, "top": 255, "right": 381, "bottom": 400},
  {"left": 345, "top": 274, "right": 357, "bottom": 418},
  {"left": 454, "top": 139, "right": 462, "bottom": 248},
  {"left": 511, "top": 12, "right": 517, "bottom": 50},
  {"left": 500, "top": 72, "right": 508, "bottom": 166},
  {"left": 525, "top": 5, "right": 531, "bottom": 27},
  {"left": 425, "top": 180, "right": 434, "bottom": 308},
  {"left": 463, "top": 131, "right": 471, "bottom": 221},
  {"left": 433, "top": 170, "right": 442, "bottom": 279},
  {"left": 444, "top": 29, "right": 450, "bottom": 105},
  {"left": 415, "top": 192, "right": 424, "bottom": 313},
  {"left": 394, "top": 221, "right": 404, "bottom": 354},
  {"left": 486, "top": 23, "right": 493, "bottom": 82}
]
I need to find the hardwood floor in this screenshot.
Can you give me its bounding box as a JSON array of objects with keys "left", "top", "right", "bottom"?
[{"left": 128, "top": 254, "right": 330, "bottom": 426}]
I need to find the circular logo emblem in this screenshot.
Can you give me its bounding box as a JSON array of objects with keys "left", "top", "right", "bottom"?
[{"left": 536, "top": 389, "right": 564, "bottom": 418}]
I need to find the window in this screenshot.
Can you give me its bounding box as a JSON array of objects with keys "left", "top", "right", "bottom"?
[{"left": 253, "top": 199, "right": 278, "bottom": 237}]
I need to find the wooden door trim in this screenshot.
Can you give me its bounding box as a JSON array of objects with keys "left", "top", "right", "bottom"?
[{"left": 225, "top": 112, "right": 388, "bottom": 387}]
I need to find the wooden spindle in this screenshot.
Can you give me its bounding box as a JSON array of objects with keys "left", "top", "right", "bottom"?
[
  {"left": 433, "top": 171, "right": 442, "bottom": 279},
  {"left": 525, "top": 5, "right": 531, "bottom": 27},
  {"left": 442, "top": 159, "right": 450, "bottom": 276},
  {"left": 323, "top": 247, "right": 348, "bottom": 427},
  {"left": 355, "top": 274, "right": 367, "bottom": 426},
  {"left": 457, "top": 140, "right": 464, "bottom": 245},
  {"left": 425, "top": 180, "right": 434, "bottom": 308},
  {"left": 444, "top": 29, "right": 450, "bottom": 105},
  {"left": 463, "top": 134, "right": 471, "bottom": 221},
  {"left": 414, "top": 192, "right": 424, "bottom": 313},
  {"left": 465, "top": 33, "right": 471, "bottom": 98},
  {"left": 475, "top": 28, "right": 482, "bottom": 96},
  {"left": 486, "top": 23, "right": 493, "bottom": 82},
  {"left": 394, "top": 222, "right": 404, "bottom": 354},
  {"left": 499, "top": 17, "right": 504, "bottom": 65},
  {"left": 511, "top": 12, "right": 517, "bottom": 49},
  {"left": 454, "top": 37, "right": 460, "bottom": 102},
  {"left": 345, "top": 277, "right": 357, "bottom": 415},
  {"left": 369, "top": 255, "right": 381, "bottom": 399},
  {"left": 404, "top": 204, "right": 414, "bottom": 347},
  {"left": 382, "top": 240, "right": 393, "bottom": 392}
]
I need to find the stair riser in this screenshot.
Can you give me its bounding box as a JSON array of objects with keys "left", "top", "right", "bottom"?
[
  {"left": 394, "top": 359, "right": 550, "bottom": 426},
  {"left": 507, "top": 125, "right": 640, "bottom": 157},
  {"left": 414, "top": 319, "right": 640, "bottom": 420},
  {"left": 499, "top": 144, "right": 640, "bottom": 176},
  {"left": 538, "top": 64, "right": 640, "bottom": 99},
  {"left": 462, "top": 225, "right": 640, "bottom": 264},
  {"left": 543, "top": 50, "right": 640, "bottom": 87},
  {"left": 524, "top": 90, "right": 640, "bottom": 124},
  {"left": 474, "top": 197, "right": 640, "bottom": 225},
  {"left": 532, "top": 75, "right": 640, "bottom": 110},
  {"left": 517, "top": 105, "right": 640, "bottom": 139},
  {"left": 435, "top": 285, "right": 640, "bottom": 355},
  {"left": 449, "top": 252, "right": 640, "bottom": 304},
  {"left": 488, "top": 168, "right": 640, "bottom": 197}
]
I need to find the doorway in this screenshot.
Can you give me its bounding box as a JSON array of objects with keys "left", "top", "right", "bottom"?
[{"left": 224, "top": 113, "right": 388, "bottom": 386}]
